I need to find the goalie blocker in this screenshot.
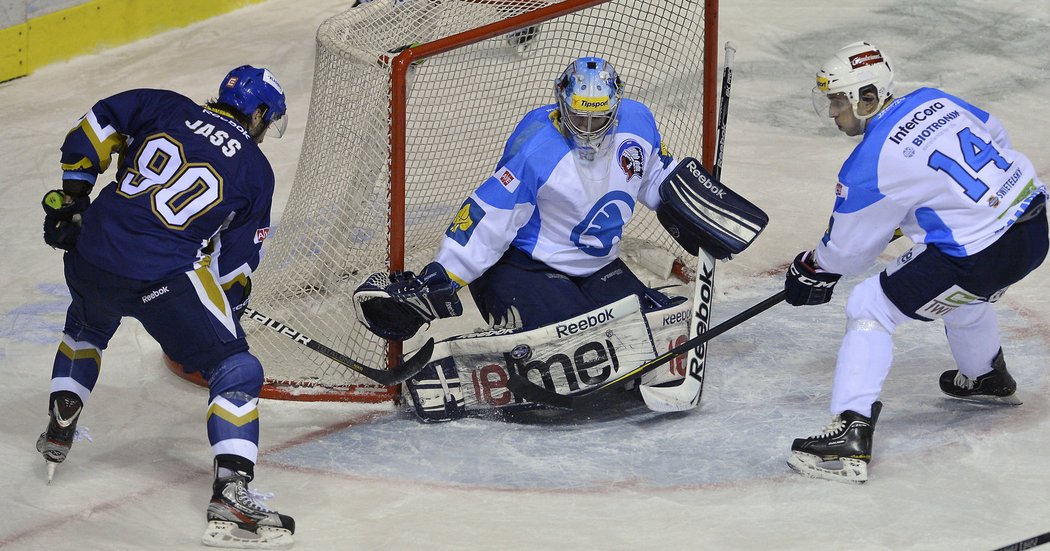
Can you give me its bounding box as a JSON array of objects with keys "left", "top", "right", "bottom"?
[{"left": 657, "top": 157, "right": 768, "bottom": 260}]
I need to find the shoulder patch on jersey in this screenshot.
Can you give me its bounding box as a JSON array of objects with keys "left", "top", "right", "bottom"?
[
  {"left": 446, "top": 198, "right": 485, "bottom": 246},
  {"left": 617, "top": 139, "right": 644, "bottom": 180},
  {"left": 658, "top": 140, "right": 673, "bottom": 168},
  {"left": 255, "top": 227, "right": 270, "bottom": 244},
  {"left": 835, "top": 182, "right": 848, "bottom": 198},
  {"left": 495, "top": 167, "right": 520, "bottom": 193}
]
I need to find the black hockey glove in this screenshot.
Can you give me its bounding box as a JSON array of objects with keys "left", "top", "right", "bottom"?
[
  {"left": 229, "top": 277, "right": 252, "bottom": 320},
  {"left": 353, "top": 261, "right": 463, "bottom": 341},
  {"left": 42, "top": 188, "right": 90, "bottom": 251},
  {"left": 784, "top": 250, "right": 841, "bottom": 306}
]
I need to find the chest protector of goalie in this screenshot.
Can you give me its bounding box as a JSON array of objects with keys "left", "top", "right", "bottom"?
[{"left": 657, "top": 158, "right": 768, "bottom": 259}]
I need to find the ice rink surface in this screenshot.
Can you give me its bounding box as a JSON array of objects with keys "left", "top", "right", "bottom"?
[{"left": 1, "top": 1, "right": 1049, "bottom": 549}]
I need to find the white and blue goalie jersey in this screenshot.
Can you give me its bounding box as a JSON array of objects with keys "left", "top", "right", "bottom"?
[
  {"left": 60, "top": 89, "right": 275, "bottom": 286},
  {"left": 816, "top": 87, "right": 1048, "bottom": 276},
  {"left": 435, "top": 98, "right": 677, "bottom": 286}
]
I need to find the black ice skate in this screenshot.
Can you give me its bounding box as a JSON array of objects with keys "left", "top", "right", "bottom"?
[
  {"left": 202, "top": 472, "right": 295, "bottom": 549},
  {"left": 35, "top": 390, "right": 83, "bottom": 484},
  {"left": 787, "top": 401, "right": 881, "bottom": 483},
  {"left": 940, "top": 348, "right": 1022, "bottom": 405}
]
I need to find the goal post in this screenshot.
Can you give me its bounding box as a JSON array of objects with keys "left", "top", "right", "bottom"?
[{"left": 168, "top": 0, "right": 720, "bottom": 402}]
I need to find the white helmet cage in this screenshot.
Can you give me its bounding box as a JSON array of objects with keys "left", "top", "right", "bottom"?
[{"left": 812, "top": 41, "right": 894, "bottom": 121}]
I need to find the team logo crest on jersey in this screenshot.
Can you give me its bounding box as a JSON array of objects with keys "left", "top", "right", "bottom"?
[
  {"left": 618, "top": 140, "right": 644, "bottom": 180},
  {"left": 446, "top": 198, "right": 485, "bottom": 246},
  {"left": 495, "top": 167, "right": 519, "bottom": 193},
  {"left": 255, "top": 227, "right": 270, "bottom": 244},
  {"left": 570, "top": 191, "right": 635, "bottom": 257}
]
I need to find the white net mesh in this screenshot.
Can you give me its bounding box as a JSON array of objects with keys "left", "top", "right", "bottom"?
[{"left": 248, "top": 0, "right": 710, "bottom": 400}]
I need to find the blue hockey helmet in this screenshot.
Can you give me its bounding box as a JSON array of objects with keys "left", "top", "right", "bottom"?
[
  {"left": 218, "top": 65, "right": 288, "bottom": 138},
  {"left": 554, "top": 57, "right": 623, "bottom": 155}
]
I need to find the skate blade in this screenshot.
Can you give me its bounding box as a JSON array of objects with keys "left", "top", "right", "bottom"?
[
  {"left": 46, "top": 461, "right": 56, "bottom": 484},
  {"left": 202, "top": 520, "right": 293, "bottom": 549},
  {"left": 787, "top": 452, "right": 868, "bottom": 483},
  {"left": 945, "top": 392, "right": 1023, "bottom": 406}
]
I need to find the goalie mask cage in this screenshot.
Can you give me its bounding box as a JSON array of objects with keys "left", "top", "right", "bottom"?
[{"left": 174, "top": 0, "right": 719, "bottom": 401}]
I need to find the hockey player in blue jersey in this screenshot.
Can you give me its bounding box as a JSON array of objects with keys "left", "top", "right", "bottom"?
[
  {"left": 38, "top": 66, "right": 295, "bottom": 547},
  {"left": 784, "top": 42, "right": 1048, "bottom": 483}
]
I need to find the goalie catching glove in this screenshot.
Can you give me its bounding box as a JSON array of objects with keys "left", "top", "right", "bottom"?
[
  {"left": 785, "top": 250, "right": 841, "bottom": 306},
  {"left": 354, "top": 261, "right": 463, "bottom": 341},
  {"left": 657, "top": 158, "right": 768, "bottom": 260}
]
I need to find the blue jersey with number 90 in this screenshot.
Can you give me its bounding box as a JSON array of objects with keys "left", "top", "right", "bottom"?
[
  {"left": 815, "top": 87, "right": 1048, "bottom": 276},
  {"left": 59, "top": 89, "right": 274, "bottom": 285}
]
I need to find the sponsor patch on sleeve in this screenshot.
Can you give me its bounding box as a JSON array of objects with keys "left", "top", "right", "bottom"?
[
  {"left": 446, "top": 198, "right": 485, "bottom": 246},
  {"left": 255, "top": 227, "right": 270, "bottom": 244},
  {"left": 496, "top": 167, "right": 519, "bottom": 193}
]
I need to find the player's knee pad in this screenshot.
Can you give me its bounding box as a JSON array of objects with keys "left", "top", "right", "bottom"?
[
  {"left": 844, "top": 277, "right": 910, "bottom": 334},
  {"left": 205, "top": 351, "right": 264, "bottom": 401}
]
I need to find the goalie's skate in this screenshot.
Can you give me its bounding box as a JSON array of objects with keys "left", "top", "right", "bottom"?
[
  {"left": 787, "top": 402, "right": 881, "bottom": 484},
  {"left": 35, "top": 391, "right": 83, "bottom": 484},
  {"left": 940, "top": 349, "right": 1022, "bottom": 405},
  {"left": 202, "top": 473, "right": 295, "bottom": 549}
]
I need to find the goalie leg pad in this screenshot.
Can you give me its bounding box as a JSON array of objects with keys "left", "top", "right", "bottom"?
[
  {"left": 657, "top": 157, "right": 769, "bottom": 259},
  {"left": 404, "top": 295, "right": 659, "bottom": 421},
  {"left": 405, "top": 356, "right": 466, "bottom": 423}
]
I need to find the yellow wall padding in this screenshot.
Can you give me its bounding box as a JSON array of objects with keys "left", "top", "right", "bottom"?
[{"left": 1, "top": 0, "right": 266, "bottom": 82}]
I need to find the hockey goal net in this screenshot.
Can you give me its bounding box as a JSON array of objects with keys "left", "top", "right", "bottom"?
[{"left": 204, "top": 0, "right": 719, "bottom": 401}]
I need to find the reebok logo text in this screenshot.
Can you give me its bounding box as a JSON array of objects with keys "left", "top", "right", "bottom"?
[{"left": 142, "top": 286, "right": 170, "bottom": 303}]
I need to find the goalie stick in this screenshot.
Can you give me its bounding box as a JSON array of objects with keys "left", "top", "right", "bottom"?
[
  {"left": 243, "top": 307, "right": 434, "bottom": 386},
  {"left": 639, "top": 41, "right": 736, "bottom": 412},
  {"left": 506, "top": 289, "right": 787, "bottom": 409}
]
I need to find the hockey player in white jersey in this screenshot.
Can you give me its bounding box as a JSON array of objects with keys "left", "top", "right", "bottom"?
[
  {"left": 354, "top": 57, "right": 767, "bottom": 417},
  {"left": 357, "top": 56, "right": 702, "bottom": 340},
  {"left": 784, "top": 42, "right": 1048, "bottom": 483}
]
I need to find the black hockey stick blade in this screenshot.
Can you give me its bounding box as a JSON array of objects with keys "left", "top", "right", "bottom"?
[
  {"left": 243, "top": 307, "right": 434, "bottom": 386},
  {"left": 991, "top": 529, "right": 1050, "bottom": 551},
  {"left": 507, "top": 289, "right": 787, "bottom": 409}
]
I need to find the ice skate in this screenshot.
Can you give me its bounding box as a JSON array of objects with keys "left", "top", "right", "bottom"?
[
  {"left": 940, "top": 349, "right": 1022, "bottom": 405},
  {"left": 35, "top": 391, "right": 83, "bottom": 484},
  {"left": 202, "top": 472, "right": 295, "bottom": 549},
  {"left": 788, "top": 401, "right": 881, "bottom": 483}
]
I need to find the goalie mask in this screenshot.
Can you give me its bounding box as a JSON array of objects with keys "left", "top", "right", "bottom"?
[
  {"left": 554, "top": 56, "right": 623, "bottom": 156},
  {"left": 811, "top": 42, "right": 894, "bottom": 127}
]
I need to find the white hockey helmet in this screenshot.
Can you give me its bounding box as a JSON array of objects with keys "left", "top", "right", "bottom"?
[{"left": 812, "top": 41, "right": 894, "bottom": 121}]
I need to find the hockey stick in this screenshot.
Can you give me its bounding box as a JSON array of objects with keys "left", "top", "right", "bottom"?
[
  {"left": 506, "top": 289, "right": 786, "bottom": 409},
  {"left": 639, "top": 41, "right": 736, "bottom": 412},
  {"left": 243, "top": 307, "right": 434, "bottom": 386},
  {"left": 991, "top": 529, "right": 1050, "bottom": 551}
]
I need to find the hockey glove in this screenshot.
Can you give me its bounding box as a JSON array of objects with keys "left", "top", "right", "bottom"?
[
  {"left": 227, "top": 277, "right": 252, "bottom": 320},
  {"left": 784, "top": 250, "right": 841, "bottom": 306},
  {"left": 657, "top": 158, "right": 768, "bottom": 260},
  {"left": 42, "top": 189, "right": 90, "bottom": 251},
  {"left": 353, "top": 261, "right": 463, "bottom": 341}
]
